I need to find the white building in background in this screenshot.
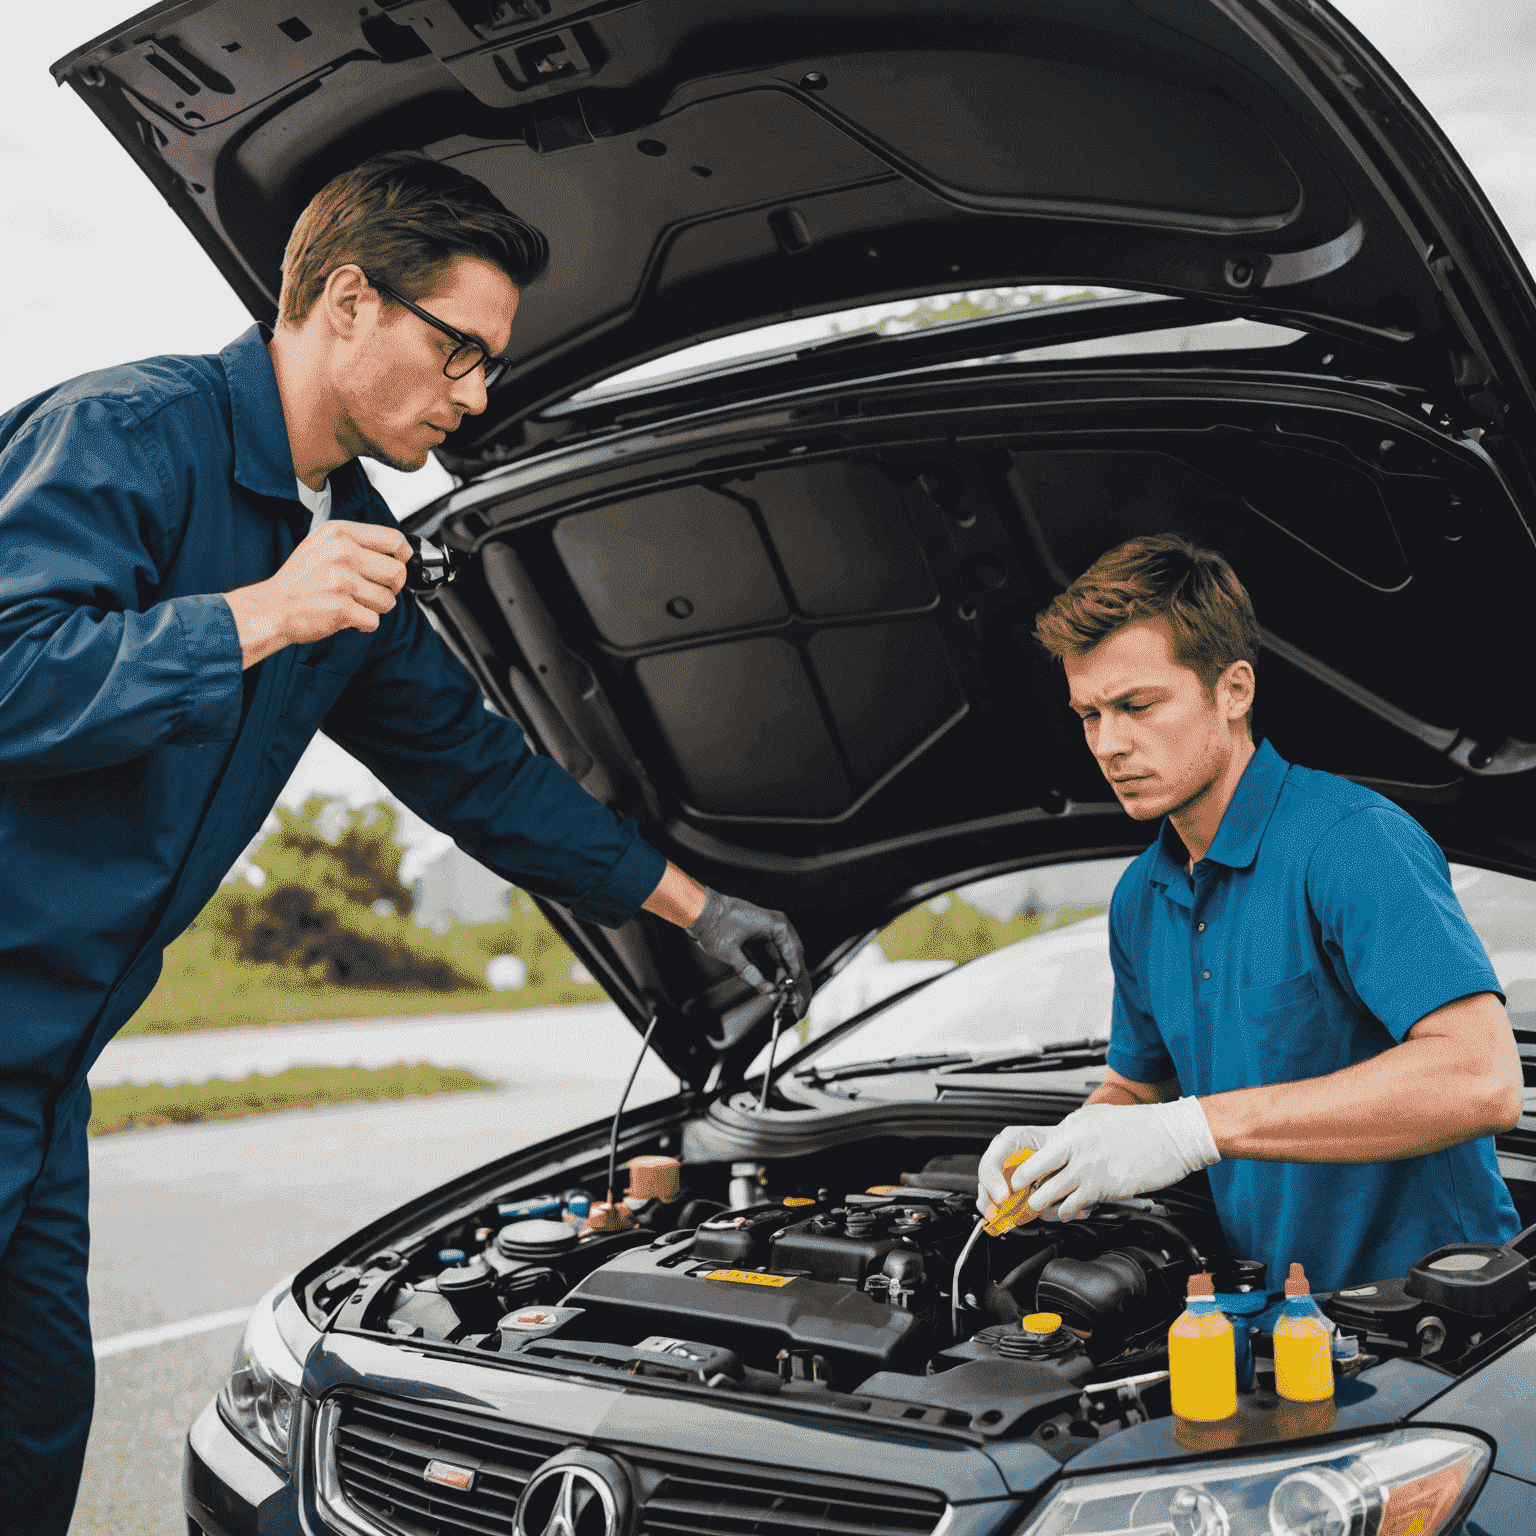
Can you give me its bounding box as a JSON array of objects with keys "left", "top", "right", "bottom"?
[{"left": 408, "top": 844, "right": 513, "bottom": 934}]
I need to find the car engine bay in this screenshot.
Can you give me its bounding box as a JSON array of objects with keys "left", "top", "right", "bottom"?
[{"left": 304, "top": 1137, "right": 1536, "bottom": 1455}]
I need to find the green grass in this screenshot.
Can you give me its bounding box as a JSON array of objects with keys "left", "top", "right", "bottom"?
[
  {"left": 124, "top": 890, "right": 610, "bottom": 1036},
  {"left": 88, "top": 1063, "right": 498, "bottom": 1136}
]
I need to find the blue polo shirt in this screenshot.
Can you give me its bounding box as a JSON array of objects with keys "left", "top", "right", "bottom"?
[{"left": 1107, "top": 738, "right": 1518, "bottom": 1295}]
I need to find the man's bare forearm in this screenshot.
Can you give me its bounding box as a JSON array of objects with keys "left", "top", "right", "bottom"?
[
  {"left": 1083, "top": 1067, "right": 1178, "bottom": 1107},
  {"left": 641, "top": 861, "right": 708, "bottom": 927},
  {"left": 1200, "top": 991, "right": 1522, "bottom": 1162}
]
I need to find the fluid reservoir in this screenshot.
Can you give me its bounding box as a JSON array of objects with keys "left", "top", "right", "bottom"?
[
  {"left": 437, "top": 1258, "right": 501, "bottom": 1331},
  {"left": 627, "top": 1155, "right": 682, "bottom": 1202},
  {"left": 496, "top": 1219, "right": 580, "bottom": 1262}
]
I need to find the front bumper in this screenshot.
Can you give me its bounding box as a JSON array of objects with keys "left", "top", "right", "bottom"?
[
  {"left": 184, "top": 1370, "right": 1533, "bottom": 1536},
  {"left": 184, "top": 1397, "right": 302, "bottom": 1536}
]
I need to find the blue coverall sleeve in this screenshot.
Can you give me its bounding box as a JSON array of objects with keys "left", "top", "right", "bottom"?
[
  {"left": 1307, "top": 805, "right": 1505, "bottom": 1041},
  {"left": 0, "top": 397, "right": 243, "bottom": 777},
  {"left": 321, "top": 592, "right": 667, "bottom": 929},
  {"left": 1105, "top": 873, "right": 1177, "bottom": 1084}
]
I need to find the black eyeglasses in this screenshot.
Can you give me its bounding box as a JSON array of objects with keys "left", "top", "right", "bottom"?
[{"left": 365, "top": 272, "right": 511, "bottom": 389}]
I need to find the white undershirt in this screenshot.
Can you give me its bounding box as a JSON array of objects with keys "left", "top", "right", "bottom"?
[{"left": 295, "top": 476, "right": 332, "bottom": 531}]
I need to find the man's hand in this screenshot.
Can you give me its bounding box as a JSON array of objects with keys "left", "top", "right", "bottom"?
[
  {"left": 976, "top": 1125, "right": 1051, "bottom": 1215},
  {"left": 223, "top": 521, "right": 410, "bottom": 668},
  {"left": 686, "top": 887, "right": 812, "bottom": 1018},
  {"left": 1021, "top": 1097, "right": 1221, "bottom": 1221}
]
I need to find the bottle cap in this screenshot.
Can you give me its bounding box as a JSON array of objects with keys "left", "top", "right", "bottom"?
[
  {"left": 627, "top": 1155, "right": 682, "bottom": 1201},
  {"left": 1021, "top": 1312, "right": 1062, "bottom": 1335},
  {"left": 1187, "top": 1271, "right": 1215, "bottom": 1298},
  {"left": 1285, "top": 1262, "right": 1311, "bottom": 1297}
]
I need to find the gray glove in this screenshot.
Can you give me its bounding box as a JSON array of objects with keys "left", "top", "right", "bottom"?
[{"left": 687, "top": 887, "right": 812, "bottom": 1018}]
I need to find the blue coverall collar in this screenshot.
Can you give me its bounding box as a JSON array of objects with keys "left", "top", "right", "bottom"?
[
  {"left": 220, "top": 324, "right": 299, "bottom": 504},
  {"left": 220, "top": 324, "right": 374, "bottom": 519},
  {"left": 1149, "top": 736, "right": 1290, "bottom": 892}
]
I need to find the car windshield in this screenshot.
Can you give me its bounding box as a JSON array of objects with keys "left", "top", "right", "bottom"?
[
  {"left": 569, "top": 286, "right": 1121, "bottom": 399},
  {"left": 790, "top": 859, "right": 1536, "bottom": 1079},
  {"left": 563, "top": 285, "right": 1304, "bottom": 407}
]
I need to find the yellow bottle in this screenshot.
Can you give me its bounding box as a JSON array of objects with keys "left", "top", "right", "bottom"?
[
  {"left": 982, "top": 1148, "right": 1050, "bottom": 1236},
  {"left": 1273, "top": 1263, "right": 1334, "bottom": 1403},
  {"left": 1168, "top": 1272, "right": 1238, "bottom": 1422}
]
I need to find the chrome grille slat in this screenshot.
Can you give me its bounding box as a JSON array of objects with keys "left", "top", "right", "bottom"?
[
  {"left": 335, "top": 1448, "right": 522, "bottom": 1510},
  {"left": 341, "top": 1471, "right": 509, "bottom": 1536},
  {"left": 641, "top": 1497, "right": 930, "bottom": 1536},
  {"left": 321, "top": 1394, "right": 947, "bottom": 1536},
  {"left": 345, "top": 1406, "right": 555, "bottom": 1468},
  {"left": 639, "top": 1466, "right": 946, "bottom": 1535},
  {"left": 336, "top": 1434, "right": 529, "bottom": 1498},
  {"left": 649, "top": 1475, "right": 940, "bottom": 1519}
]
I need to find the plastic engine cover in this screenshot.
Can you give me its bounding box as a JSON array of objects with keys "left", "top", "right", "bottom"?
[{"left": 561, "top": 1243, "right": 923, "bottom": 1373}]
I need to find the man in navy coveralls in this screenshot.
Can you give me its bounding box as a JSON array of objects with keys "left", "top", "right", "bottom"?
[
  {"left": 980, "top": 536, "right": 1523, "bottom": 1307},
  {"left": 0, "top": 154, "right": 807, "bottom": 1529}
]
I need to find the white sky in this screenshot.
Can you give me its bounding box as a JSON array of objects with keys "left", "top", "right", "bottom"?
[{"left": 4, "top": 2, "right": 1534, "bottom": 812}]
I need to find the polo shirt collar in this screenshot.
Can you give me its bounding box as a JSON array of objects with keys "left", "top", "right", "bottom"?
[
  {"left": 220, "top": 323, "right": 373, "bottom": 517},
  {"left": 1149, "top": 737, "right": 1291, "bottom": 889},
  {"left": 1205, "top": 737, "right": 1290, "bottom": 869}
]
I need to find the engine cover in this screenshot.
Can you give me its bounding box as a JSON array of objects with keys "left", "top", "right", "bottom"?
[{"left": 562, "top": 1243, "right": 924, "bottom": 1376}]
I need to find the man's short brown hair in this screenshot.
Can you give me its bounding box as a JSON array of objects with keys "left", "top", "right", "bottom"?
[
  {"left": 1034, "top": 534, "right": 1260, "bottom": 716},
  {"left": 277, "top": 152, "right": 548, "bottom": 328}
]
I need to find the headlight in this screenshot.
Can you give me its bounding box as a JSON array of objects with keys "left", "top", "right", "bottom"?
[
  {"left": 1017, "top": 1428, "right": 1489, "bottom": 1536},
  {"left": 217, "top": 1278, "right": 304, "bottom": 1472}
]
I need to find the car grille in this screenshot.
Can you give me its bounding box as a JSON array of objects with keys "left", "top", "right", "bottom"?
[
  {"left": 323, "top": 1394, "right": 948, "bottom": 1536},
  {"left": 330, "top": 1394, "right": 564, "bottom": 1534},
  {"left": 634, "top": 1455, "right": 948, "bottom": 1535}
]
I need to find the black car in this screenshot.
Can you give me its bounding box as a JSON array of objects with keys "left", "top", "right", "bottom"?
[{"left": 54, "top": 1, "right": 1536, "bottom": 1532}]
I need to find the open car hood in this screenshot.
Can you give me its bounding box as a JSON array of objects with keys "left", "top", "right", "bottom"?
[
  {"left": 55, "top": 0, "right": 1536, "bottom": 469},
  {"left": 59, "top": 2, "right": 1536, "bottom": 1086}
]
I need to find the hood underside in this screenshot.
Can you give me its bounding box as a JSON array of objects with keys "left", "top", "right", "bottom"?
[
  {"left": 56, "top": 0, "right": 1536, "bottom": 470},
  {"left": 416, "top": 350, "right": 1536, "bottom": 1082},
  {"left": 58, "top": 1, "right": 1536, "bottom": 1081}
]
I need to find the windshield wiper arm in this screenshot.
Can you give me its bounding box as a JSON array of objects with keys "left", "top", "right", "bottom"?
[
  {"left": 943, "top": 1038, "right": 1110, "bottom": 1074},
  {"left": 796, "top": 1052, "right": 976, "bottom": 1086}
]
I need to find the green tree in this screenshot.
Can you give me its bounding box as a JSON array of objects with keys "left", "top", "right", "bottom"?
[{"left": 202, "top": 798, "right": 474, "bottom": 989}]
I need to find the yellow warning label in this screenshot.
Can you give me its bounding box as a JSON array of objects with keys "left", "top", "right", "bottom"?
[{"left": 704, "top": 1269, "right": 793, "bottom": 1287}]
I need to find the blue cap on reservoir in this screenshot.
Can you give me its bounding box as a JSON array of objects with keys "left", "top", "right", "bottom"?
[
  {"left": 566, "top": 1195, "right": 591, "bottom": 1219},
  {"left": 497, "top": 1195, "right": 563, "bottom": 1221},
  {"left": 437, "top": 1248, "right": 468, "bottom": 1267}
]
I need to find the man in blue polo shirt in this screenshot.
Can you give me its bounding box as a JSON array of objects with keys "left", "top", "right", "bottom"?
[{"left": 979, "top": 535, "right": 1523, "bottom": 1298}]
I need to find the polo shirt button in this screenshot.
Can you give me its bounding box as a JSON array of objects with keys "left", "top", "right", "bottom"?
[
  {"left": 1197, "top": 922, "right": 1206, "bottom": 932},
  {"left": 1201, "top": 969, "right": 1211, "bottom": 980}
]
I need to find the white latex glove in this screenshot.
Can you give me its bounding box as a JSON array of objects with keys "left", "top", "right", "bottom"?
[
  {"left": 976, "top": 1124, "right": 1051, "bottom": 1216},
  {"left": 1022, "top": 1098, "right": 1221, "bottom": 1222}
]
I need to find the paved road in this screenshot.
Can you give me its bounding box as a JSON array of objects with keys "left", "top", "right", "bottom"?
[
  {"left": 72, "top": 1006, "right": 678, "bottom": 1535},
  {"left": 88, "top": 1000, "right": 677, "bottom": 1090}
]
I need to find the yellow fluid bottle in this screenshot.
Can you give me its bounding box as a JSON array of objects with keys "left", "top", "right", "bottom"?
[
  {"left": 1273, "top": 1263, "right": 1334, "bottom": 1404},
  {"left": 1168, "top": 1273, "right": 1237, "bottom": 1422},
  {"left": 982, "top": 1148, "right": 1049, "bottom": 1236}
]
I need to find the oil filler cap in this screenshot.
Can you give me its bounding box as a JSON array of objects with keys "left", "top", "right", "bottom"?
[{"left": 1405, "top": 1242, "right": 1529, "bottom": 1317}]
